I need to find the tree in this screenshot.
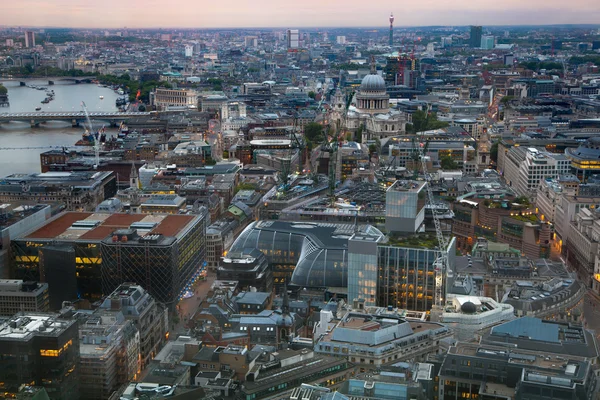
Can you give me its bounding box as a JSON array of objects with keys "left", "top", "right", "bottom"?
[
  {"left": 304, "top": 122, "right": 323, "bottom": 143},
  {"left": 356, "top": 125, "right": 363, "bottom": 144},
  {"left": 308, "top": 91, "right": 316, "bottom": 99},
  {"left": 0, "top": 85, "right": 7, "bottom": 95},
  {"left": 490, "top": 140, "right": 499, "bottom": 164},
  {"left": 235, "top": 182, "right": 256, "bottom": 194},
  {"left": 368, "top": 144, "right": 377, "bottom": 155},
  {"left": 440, "top": 156, "right": 459, "bottom": 170},
  {"left": 345, "top": 132, "right": 352, "bottom": 142},
  {"left": 406, "top": 110, "right": 448, "bottom": 133}
]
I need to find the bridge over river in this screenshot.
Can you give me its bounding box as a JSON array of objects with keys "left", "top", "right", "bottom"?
[{"left": 0, "top": 111, "right": 152, "bottom": 127}]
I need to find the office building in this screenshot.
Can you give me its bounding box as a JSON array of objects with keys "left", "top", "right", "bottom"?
[
  {"left": 469, "top": 26, "right": 482, "bottom": 48},
  {"left": 78, "top": 311, "right": 140, "bottom": 400},
  {"left": 184, "top": 44, "right": 193, "bottom": 57},
  {"left": 385, "top": 180, "right": 427, "bottom": 233},
  {"left": 501, "top": 146, "right": 570, "bottom": 200},
  {"left": 150, "top": 88, "right": 198, "bottom": 111},
  {"left": 314, "top": 306, "right": 451, "bottom": 366},
  {"left": 0, "top": 280, "right": 49, "bottom": 316},
  {"left": 480, "top": 35, "right": 494, "bottom": 49},
  {"left": 229, "top": 220, "right": 384, "bottom": 290},
  {"left": 565, "top": 137, "right": 600, "bottom": 181},
  {"left": 100, "top": 211, "right": 208, "bottom": 306},
  {"left": 566, "top": 208, "right": 600, "bottom": 288},
  {"left": 97, "top": 283, "right": 167, "bottom": 369},
  {"left": 0, "top": 171, "right": 116, "bottom": 211},
  {"left": 440, "top": 295, "right": 514, "bottom": 341},
  {"left": 0, "top": 203, "right": 51, "bottom": 279},
  {"left": 287, "top": 29, "right": 299, "bottom": 49},
  {"left": 24, "top": 31, "right": 35, "bottom": 48},
  {"left": 218, "top": 248, "right": 272, "bottom": 292},
  {"left": 12, "top": 210, "right": 208, "bottom": 306},
  {"left": 439, "top": 341, "right": 596, "bottom": 400},
  {"left": 0, "top": 313, "right": 79, "bottom": 399}
]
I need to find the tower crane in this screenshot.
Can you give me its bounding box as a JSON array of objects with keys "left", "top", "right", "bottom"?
[
  {"left": 81, "top": 101, "right": 100, "bottom": 169},
  {"left": 418, "top": 140, "right": 451, "bottom": 309}
]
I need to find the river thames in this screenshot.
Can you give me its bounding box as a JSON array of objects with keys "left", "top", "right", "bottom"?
[{"left": 0, "top": 79, "right": 123, "bottom": 174}]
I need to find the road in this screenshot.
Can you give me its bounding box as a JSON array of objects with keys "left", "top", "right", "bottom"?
[
  {"left": 583, "top": 290, "right": 600, "bottom": 340},
  {"left": 171, "top": 270, "right": 216, "bottom": 336}
]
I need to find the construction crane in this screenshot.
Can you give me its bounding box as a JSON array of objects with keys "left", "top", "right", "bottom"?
[
  {"left": 81, "top": 101, "right": 100, "bottom": 169},
  {"left": 411, "top": 137, "right": 430, "bottom": 179},
  {"left": 419, "top": 143, "right": 451, "bottom": 310}
]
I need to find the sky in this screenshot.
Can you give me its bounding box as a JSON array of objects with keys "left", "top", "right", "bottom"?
[{"left": 2, "top": 0, "right": 600, "bottom": 29}]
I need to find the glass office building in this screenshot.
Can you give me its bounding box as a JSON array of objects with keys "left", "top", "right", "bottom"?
[{"left": 228, "top": 221, "right": 384, "bottom": 289}]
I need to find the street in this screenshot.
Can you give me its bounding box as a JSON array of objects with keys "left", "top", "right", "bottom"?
[
  {"left": 171, "top": 270, "right": 216, "bottom": 336},
  {"left": 584, "top": 290, "right": 600, "bottom": 341}
]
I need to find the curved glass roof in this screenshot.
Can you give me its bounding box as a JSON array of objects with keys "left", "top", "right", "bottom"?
[{"left": 228, "top": 221, "right": 383, "bottom": 288}]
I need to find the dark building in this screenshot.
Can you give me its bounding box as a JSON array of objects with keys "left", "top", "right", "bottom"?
[
  {"left": 439, "top": 317, "right": 598, "bottom": 400},
  {"left": 470, "top": 26, "right": 483, "bottom": 48},
  {"left": 0, "top": 313, "right": 79, "bottom": 399},
  {"left": 218, "top": 248, "right": 272, "bottom": 292},
  {"left": 12, "top": 211, "right": 208, "bottom": 305},
  {"left": 100, "top": 211, "right": 208, "bottom": 306}
]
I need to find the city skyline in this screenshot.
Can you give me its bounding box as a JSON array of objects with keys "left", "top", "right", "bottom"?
[{"left": 2, "top": 0, "right": 600, "bottom": 29}]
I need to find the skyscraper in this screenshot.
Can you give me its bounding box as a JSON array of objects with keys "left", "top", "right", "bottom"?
[
  {"left": 24, "top": 31, "right": 35, "bottom": 48},
  {"left": 389, "top": 12, "right": 394, "bottom": 46},
  {"left": 469, "top": 26, "right": 482, "bottom": 48},
  {"left": 287, "top": 29, "right": 299, "bottom": 49}
]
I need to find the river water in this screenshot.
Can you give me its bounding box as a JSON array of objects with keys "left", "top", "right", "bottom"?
[{"left": 0, "top": 79, "right": 123, "bottom": 174}]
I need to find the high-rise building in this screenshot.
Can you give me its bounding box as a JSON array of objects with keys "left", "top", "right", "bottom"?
[
  {"left": 287, "top": 29, "right": 299, "bottom": 49},
  {"left": 24, "top": 31, "right": 35, "bottom": 48},
  {"left": 0, "top": 313, "right": 79, "bottom": 399},
  {"left": 389, "top": 12, "right": 394, "bottom": 46},
  {"left": 469, "top": 26, "right": 482, "bottom": 48},
  {"left": 385, "top": 180, "right": 427, "bottom": 233},
  {"left": 480, "top": 35, "right": 494, "bottom": 49},
  {"left": 184, "top": 44, "right": 193, "bottom": 57}
]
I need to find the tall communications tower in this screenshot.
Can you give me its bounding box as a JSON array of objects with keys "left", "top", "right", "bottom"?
[{"left": 389, "top": 13, "right": 394, "bottom": 46}]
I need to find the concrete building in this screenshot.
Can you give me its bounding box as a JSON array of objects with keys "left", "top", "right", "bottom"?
[
  {"left": 151, "top": 88, "right": 198, "bottom": 111},
  {"left": 287, "top": 29, "right": 299, "bottom": 49},
  {"left": 0, "top": 203, "right": 51, "bottom": 279},
  {"left": 0, "top": 171, "right": 116, "bottom": 212},
  {"left": 0, "top": 280, "right": 49, "bottom": 316},
  {"left": 313, "top": 306, "right": 451, "bottom": 367},
  {"left": 566, "top": 208, "right": 600, "bottom": 288},
  {"left": 385, "top": 180, "right": 427, "bottom": 233},
  {"left": 78, "top": 311, "right": 140, "bottom": 400},
  {"left": 480, "top": 35, "right": 494, "bottom": 49},
  {"left": 24, "top": 31, "right": 35, "bottom": 48},
  {"left": 439, "top": 340, "right": 596, "bottom": 400},
  {"left": 0, "top": 313, "right": 79, "bottom": 399},
  {"left": 502, "top": 147, "right": 570, "bottom": 200},
  {"left": 97, "top": 284, "right": 167, "bottom": 369},
  {"left": 439, "top": 295, "right": 514, "bottom": 341}
]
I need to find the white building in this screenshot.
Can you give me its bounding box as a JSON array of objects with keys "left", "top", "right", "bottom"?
[
  {"left": 440, "top": 295, "right": 514, "bottom": 341},
  {"left": 480, "top": 35, "right": 495, "bottom": 50},
  {"left": 184, "top": 44, "right": 193, "bottom": 57},
  {"left": 336, "top": 36, "right": 346, "bottom": 45},
  {"left": 503, "top": 147, "right": 570, "bottom": 200}
]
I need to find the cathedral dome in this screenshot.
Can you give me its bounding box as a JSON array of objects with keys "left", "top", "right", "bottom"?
[{"left": 360, "top": 73, "right": 386, "bottom": 93}]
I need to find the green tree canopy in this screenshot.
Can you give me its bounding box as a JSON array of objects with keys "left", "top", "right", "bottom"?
[
  {"left": 308, "top": 91, "right": 316, "bottom": 99},
  {"left": 440, "top": 156, "right": 459, "bottom": 170},
  {"left": 304, "top": 122, "right": 324, "bottom": 143},
  {"left": 0, "top": 85, "right": 7, "bottom": 95},
  {"left": 490, "top": 140, "right": 499, "bottom": 164},
  {"left": 406, "top": 110, "right": 448, "bottom": 134}
]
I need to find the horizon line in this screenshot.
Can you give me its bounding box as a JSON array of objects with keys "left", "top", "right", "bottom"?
[{"left": 2, "top": 23, "right": 600, "bottom": 30}]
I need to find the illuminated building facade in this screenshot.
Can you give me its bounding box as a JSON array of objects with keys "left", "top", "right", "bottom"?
[
  {"left": 565, "top": 137, "right": 600, "bottom": 181},
  {"left": 0, "top": 313, "right": 79, "bottom": 399}
]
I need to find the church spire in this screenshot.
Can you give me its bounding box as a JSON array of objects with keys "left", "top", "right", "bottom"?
[
  {"left": 129, "top": 161, "right": 139, "bottom": 189},
  {"left": 370, "top": 55, "right": 376, "bottom": 74},
  {"left": 282, "top": 279, "right": 289, "bottom": 315}
]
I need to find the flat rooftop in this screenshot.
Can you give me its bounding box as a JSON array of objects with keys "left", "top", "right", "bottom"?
[
  {"left": 0, "top": 313, "right": 74, "bottom": 340},
  {"left": 22, "top": 212, "right": 196, "bottom": 241}
]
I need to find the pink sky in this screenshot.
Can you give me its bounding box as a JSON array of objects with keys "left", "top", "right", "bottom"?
[{"left": 2, "top": 0, "right": 600, "bottom": 29}]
